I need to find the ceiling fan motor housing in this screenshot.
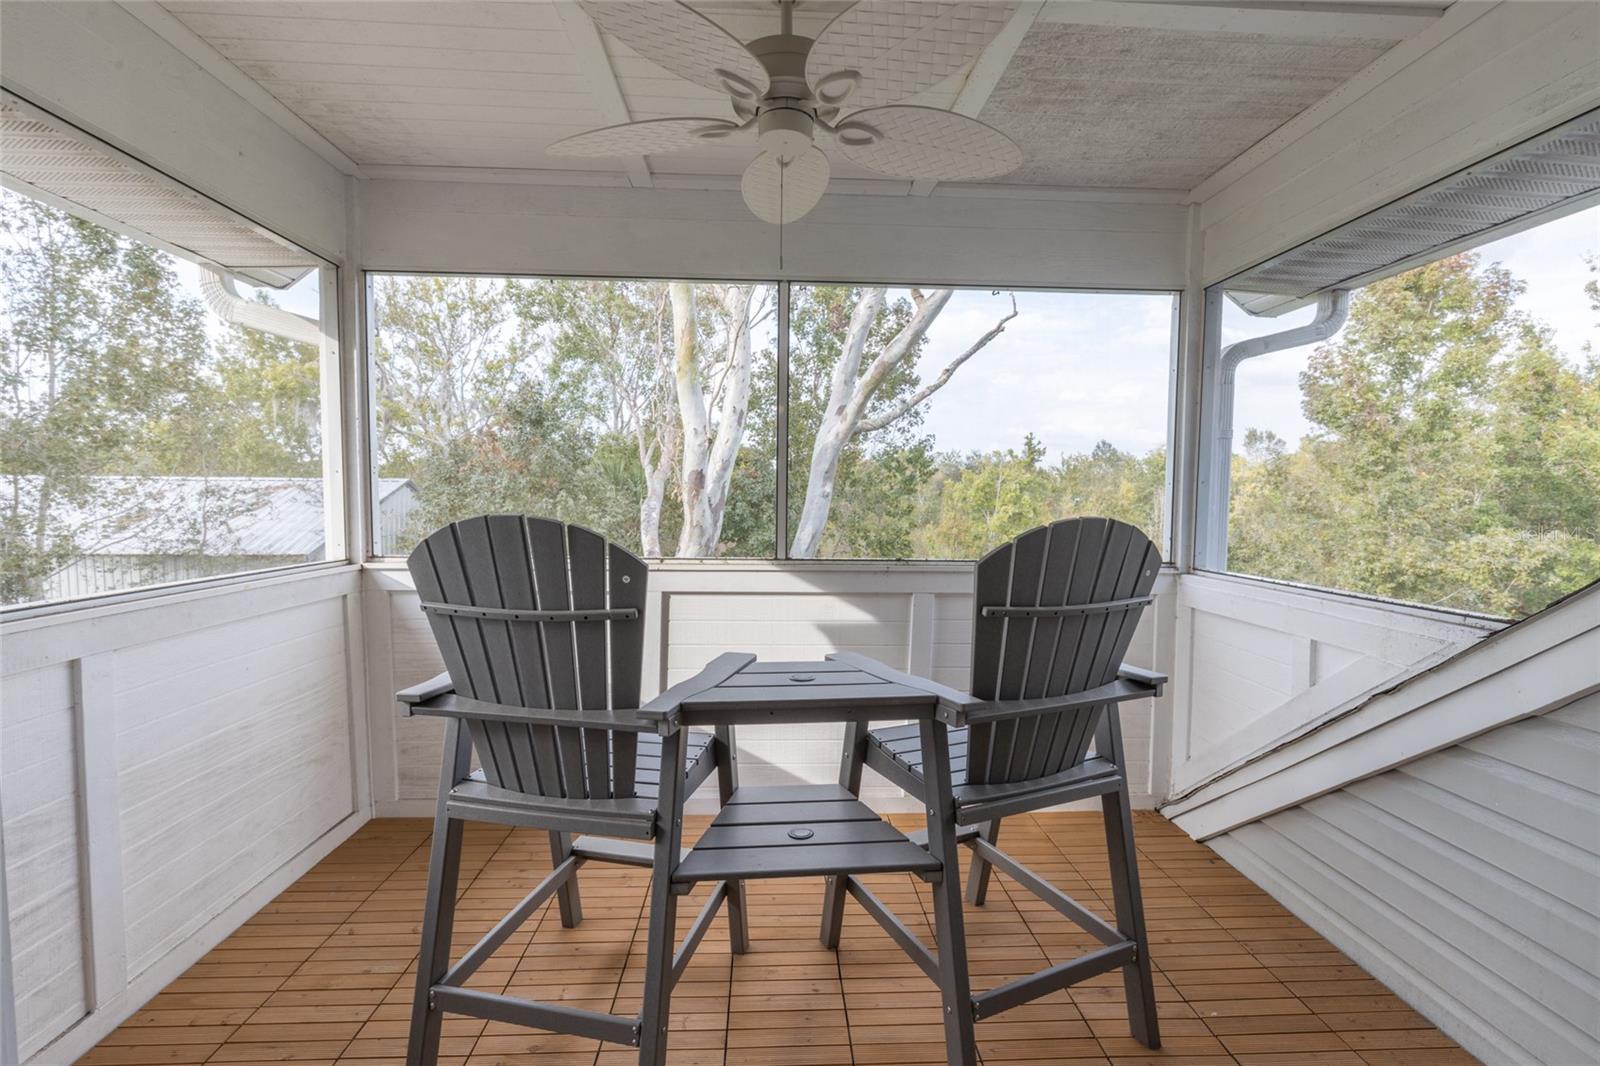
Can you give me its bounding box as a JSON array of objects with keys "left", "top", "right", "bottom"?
[{"left": 749, "top": 33, "right": 820, "bottom": 161}]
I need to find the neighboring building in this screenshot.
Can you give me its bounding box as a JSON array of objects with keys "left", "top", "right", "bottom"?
[{"left": 6, "top": 476, "right": 416, "bottom": 602}]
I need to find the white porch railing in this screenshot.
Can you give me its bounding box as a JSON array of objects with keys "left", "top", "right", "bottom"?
[{"left": 363, "top": 561, "right": 1177, "bottom": 815}]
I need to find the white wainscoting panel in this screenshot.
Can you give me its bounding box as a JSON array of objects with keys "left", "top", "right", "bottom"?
[
  {"left": 1168, "top": 572, "right": 1501, "bottom": 799},
  {"left": 0, "top": 566, "right": 366, "bottom": 1064},
  {"left": 366, "top": 563, "right": 1175, "bottom": 815},
  {"left": 0, "top": 664, "right": 86, "bottom": 1058}
]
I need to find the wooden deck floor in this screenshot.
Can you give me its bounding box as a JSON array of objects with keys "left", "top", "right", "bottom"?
[{"left": 82, "top": 813, "right": 1478, "bottom": 1066}]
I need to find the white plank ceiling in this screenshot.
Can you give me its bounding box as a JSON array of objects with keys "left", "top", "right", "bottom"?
[{"left": 158, "top": 0, "right": 1448, "bottom": 192}]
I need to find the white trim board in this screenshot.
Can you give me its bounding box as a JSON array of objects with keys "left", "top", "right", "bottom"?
[{"left": 1165, "top": 581, "right": 1600, "bottom": 839}]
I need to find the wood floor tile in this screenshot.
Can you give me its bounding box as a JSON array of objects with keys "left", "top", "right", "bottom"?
[{"left": 79, "top": 814, "right": 1479, "bottom": 1066}]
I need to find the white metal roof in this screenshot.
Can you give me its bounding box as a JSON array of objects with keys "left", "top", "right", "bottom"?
[{"left": 10, "top": 476, "right": 413, "bottom": 559}]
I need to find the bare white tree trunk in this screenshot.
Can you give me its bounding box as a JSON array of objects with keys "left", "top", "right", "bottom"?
[
  {"left": 636, "top": 292, "right": 676, "bottom": 557},
  {"left": 637, "top": 416, "right": 676, "bottom": 557},
  {"left": 700, "top": 286, "right": 755, "bottom": 541},
  {"left": 671, "top": 283, "right": 716, "bottom": 556},
  {"left": 673, "top": 284, "right": 759, "bottom": 557},
  {"left": 788, "top": 289, "right": 1016, "bottom": 558}
]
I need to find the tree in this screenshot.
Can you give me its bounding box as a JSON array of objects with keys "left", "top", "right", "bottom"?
[
  {"left": 788, "top": 287, "right": 1017, "bottom": 558},
  {"left": 0, "top": 194, "right": 212, "bottom": 602},
  {"left": 1228, "top": 252, "right": 1600, "bottom": 616},
  {"left": 372, "top": 274, "right": 539, "bottom": 470}
]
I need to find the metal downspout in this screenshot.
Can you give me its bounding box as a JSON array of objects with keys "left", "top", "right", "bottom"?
[
  {"left": 199, "top": 265, "right": 324, "bottom": 346},
  {"left": 1199, "top": 289, "right": 1350, "bottom": 568}
]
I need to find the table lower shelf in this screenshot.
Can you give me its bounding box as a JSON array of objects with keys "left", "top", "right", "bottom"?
[{"left": 672, "top": 784, "right": 941, "bottom": 884}]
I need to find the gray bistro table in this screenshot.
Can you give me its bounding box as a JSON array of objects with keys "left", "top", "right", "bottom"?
[{"left": 641, "top": 650, "right": 984, "bottom": 1064}]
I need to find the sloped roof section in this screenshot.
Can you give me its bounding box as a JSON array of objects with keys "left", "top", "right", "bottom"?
[
  {"left": 1228, "top": 108, "right": 1600, "bottom": 314},
  {"left": 0, "top": 94, "right": 319, "bottom": 288}
]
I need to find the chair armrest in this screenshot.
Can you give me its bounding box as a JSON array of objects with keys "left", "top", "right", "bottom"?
[
  {"left": 636, "top": 651, "right": 756, "bottom": 730},
  {"left": 1117, "top": 664, "right": 1167, "bottom": 692},
  {"left": 397, "top": 671, "right": 454, "bottom": 709},
  {"left": 408, "top": 691, "right": 660, "bottom": 732},
  {"left": 954, "top": 675, "right": 1163, "bottom": 727}
]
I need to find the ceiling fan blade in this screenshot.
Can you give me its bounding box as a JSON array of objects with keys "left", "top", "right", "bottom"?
[
  {"left": 741, "top": 147, "right": 831, "bottom": 224},
  {"left": 546, "top": 117, "right": 743, "bottom": 158},
  {"left": 807, "top": 2, "right": 1018, "bottom": 110},
  {"left": 578, "top": 1, "right": 769, "bottom": 100},
  {"left": 831, "top": 105, "right": 1021, "bottom": 181}
]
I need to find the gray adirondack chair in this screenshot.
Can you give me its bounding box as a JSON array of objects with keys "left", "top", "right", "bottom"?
[
  {"left": 822, "top": 516, "right": 1166, "bottom": 1048},
  {"left": 398, "top": 516, "right": 746, "bottom": 1066}
]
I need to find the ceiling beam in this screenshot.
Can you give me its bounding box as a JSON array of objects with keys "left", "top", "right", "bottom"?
[
  {"left": 1039, "top": 1, "right": 1446, "bottom": 40},
  {"left": 910, "top": 1, "right": 1047, "bottom": 197},
  {"left": 554, "top": 2, "right": 653, "bottom": 189}
]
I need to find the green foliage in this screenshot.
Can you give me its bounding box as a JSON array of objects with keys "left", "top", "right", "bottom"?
[
  {"left": 913, "top": 436, "right": 1166, "bottom": 560},
  {"left": 1228, "top": 253, "right": 1600, "bottom": 617}
]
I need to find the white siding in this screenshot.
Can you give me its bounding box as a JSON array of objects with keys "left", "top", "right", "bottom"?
[
  {"left": 0, "top": 568, "right": 366, "bottom": 1065},
  {"left": 114, "top": 597, "right": 352, "bottom": 976},
  {"left": 1211, "top": 691, "right": 1600, "bottom": 1066}
]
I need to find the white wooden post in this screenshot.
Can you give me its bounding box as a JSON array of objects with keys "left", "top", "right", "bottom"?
[
  {"left": 73, "top": 653, "right": 127, "bottom": 1009},
  {"left": 907, "top": 592, "right": 935, "bottom": 678}
]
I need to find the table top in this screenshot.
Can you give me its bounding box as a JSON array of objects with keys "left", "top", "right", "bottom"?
[{"left": 641, "top": 652, "right": 958, "bottom": 727}]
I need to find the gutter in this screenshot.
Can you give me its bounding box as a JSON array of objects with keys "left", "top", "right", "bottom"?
[{"left": 199, "top": 265, "right": 324, "bottom": 346}]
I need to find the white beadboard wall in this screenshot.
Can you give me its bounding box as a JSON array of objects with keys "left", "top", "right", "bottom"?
[
  {"left": 1210, "top": 690, "right": 1600, "bottom": 1066},
  {"left": 365, "top": 563, "right": 1176, "bottom": 814},
  {"left": 0, "top": 567, "right": 367, "bottom": 1065}
]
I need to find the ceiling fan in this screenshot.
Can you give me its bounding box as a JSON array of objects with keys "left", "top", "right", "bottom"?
[{"left": 547, "top": 1, "right": 1024, "bottom": 223}]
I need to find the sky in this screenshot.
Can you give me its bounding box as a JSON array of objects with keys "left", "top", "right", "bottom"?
[{"left": 903, "top": 288, "right": 1177, "bottom": 459}]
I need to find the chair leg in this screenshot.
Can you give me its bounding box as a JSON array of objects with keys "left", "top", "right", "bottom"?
[
  {"left": 820, "top": 720, "right": 868, "bottom": 949},
  {"left": 408, "top": 719, "right": 472, "bottom": 1066},
  {"left": 921, "top": 718, "right": 978, "bottom": 1066},
  {"left": 638, "top": 729, "right": 687, "bottom": 1066},
  {"left": 547, "top": 831, "right": 582, "bottom": 928},
  {"left": 715, "top": 725, "right": 749, "bottom": 955},
  {"left": 1098, "top": 711, "right": 1160, "bottom": 1049},
  {"left": 964, "top": 818, "right": 1002, "bottom": 906}
]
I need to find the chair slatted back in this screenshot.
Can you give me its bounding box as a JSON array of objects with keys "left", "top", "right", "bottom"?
[
  {"left": 407, "top": 515, "right": 648, "bottom": 799},
  {"left": 966, "top": 518, "right": 1160, "bottom": 786}
]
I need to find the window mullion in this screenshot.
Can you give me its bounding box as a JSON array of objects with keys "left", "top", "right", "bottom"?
[{"left": 775, "top": 278, "right": 791, "bottom": 561}]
